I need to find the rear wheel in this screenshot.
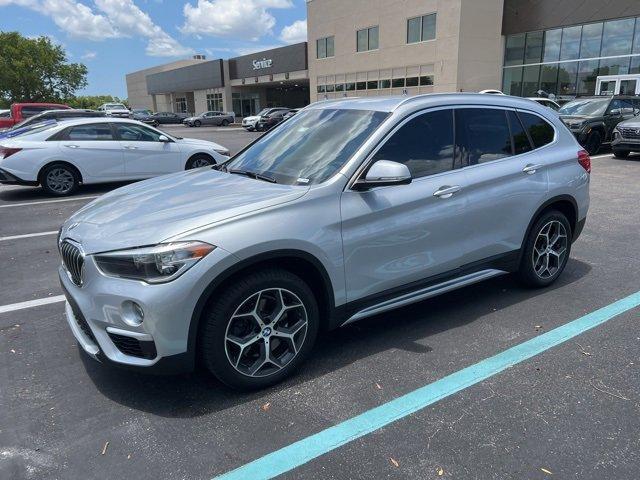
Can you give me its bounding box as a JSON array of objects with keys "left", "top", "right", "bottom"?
[
  {"left": 200, "top": 269, "right": 319, "bottom": 390},
  {"left": 221, "top": 119, "right": 230, "bottom": 127},
  {"left": 518, "top": 210, "right": 572, "bottom": 288},
  {"left": 186, "top": 154, "right": 214, "bottom": 169},
  {"left": 584, "top": 130, "right": 602, "bottom": 155},
  {"left": 40, "top": 164, "right": 80, "bottom": 196},
  {"left": 613, "top": 149, "right": 630, "bottom": 159}
]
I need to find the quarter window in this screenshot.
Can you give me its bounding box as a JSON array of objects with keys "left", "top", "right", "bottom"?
[
  {"left": 455, "top": 109, "right": 512, "bottom": 165},
  {"left": 65, "top": 123, "right": 113, "bottom": 141},
  {"left": 507, "top": 111, "right": 533, "bottom": 155},
  {"left": 357, "top": 26, "right": 378, "bottom": 52},
  {"left": 517, "top": 112, "right": 555, "bottom": 148},
  {"left": 372, "top": 109, "right": 454, "bottom": 179}
]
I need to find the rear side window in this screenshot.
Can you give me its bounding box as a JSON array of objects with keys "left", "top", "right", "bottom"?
[
  {"left": 373, "top": 109, "right": 454, "bottom": 179},
  {"left": 455, "top": 108, "right": 512, "bottom": 165},
  {"left": 517, "top": 112, "right": 555, "bottom": 148},
  {"left": 507, "top": 111, "right": 533, "bottom": 155},
  {"left": 21, "top": 106, "right": 50, "bottom": 117},
  {"left": 64, "top": 124, "right": 113, "bottom": 141}
]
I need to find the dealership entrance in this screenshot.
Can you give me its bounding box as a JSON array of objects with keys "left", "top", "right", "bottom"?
[{"left": 231, "top": 80, "right": 310, "bottom": 116}]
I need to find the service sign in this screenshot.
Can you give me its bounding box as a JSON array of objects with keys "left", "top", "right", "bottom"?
[{"left": 252, "top": 58, "right": 273, "bottom": 70}]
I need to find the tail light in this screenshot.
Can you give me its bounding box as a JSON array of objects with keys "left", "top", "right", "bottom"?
[
  {"left": 577, "top": 149, "right": 591, "bottom": 173},
  {"left": 0, "top": 146, "right": 22, "bottom": 159}
]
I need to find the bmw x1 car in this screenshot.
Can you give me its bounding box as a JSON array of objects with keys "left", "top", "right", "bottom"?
[{"left": 58, "top": 94, "right": 590, "bottom": 389}]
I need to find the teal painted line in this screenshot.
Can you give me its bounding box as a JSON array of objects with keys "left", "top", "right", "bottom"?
[{"left": 213, "top": 291, "right": 640, "bottom": 480}]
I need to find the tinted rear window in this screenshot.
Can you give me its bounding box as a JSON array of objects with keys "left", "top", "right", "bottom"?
[
  {"left": 507, "top": 111, "right": 533, "bottom": 155},
  {"left": 455, "top": 108, "right": 512, "bottom": 165},
  {"left": 517, "top": 112, "right": 555, "bottom": 148}
]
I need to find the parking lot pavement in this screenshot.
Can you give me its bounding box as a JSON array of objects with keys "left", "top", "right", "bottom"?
[{"left": 1, "top": 153, "right": 639, "bottom": 479}]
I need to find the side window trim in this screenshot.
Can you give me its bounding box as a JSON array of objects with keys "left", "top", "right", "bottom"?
[{"left": 347, "top": 106, "right": 457, "bottom": 190}]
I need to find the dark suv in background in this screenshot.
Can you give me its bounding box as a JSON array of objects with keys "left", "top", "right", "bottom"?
[{"left": 558, "top": 95, "right": 640, "bottom": 154}]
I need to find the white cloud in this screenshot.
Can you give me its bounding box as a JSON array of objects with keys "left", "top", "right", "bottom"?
[
  {"left": 81, "top": 51, "right": 97, "bottom": 60},
  {"left": 1, "top": 0, "right": 192, "bottom": 57},
  {"left": 234, "top": 44, "right": 282, "bottom": 56},
  {"left": 279, "top": 19, "right": 306, "bottom": 43},
  {"left": 181, "top": 0, "right": 293, "bottom": 42}
]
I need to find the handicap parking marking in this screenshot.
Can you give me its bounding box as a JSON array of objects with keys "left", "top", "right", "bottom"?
[
  {"left": 0, "top": 195, "right": 99, "bottom": 209},
  {"left": 213, "top": 290, "right": 640, "bottom": 480},
  {"left": 0, "top": 295, "right": 65, "bottom": 314},
  {"left": 0, "top": 231, "right": 58, "bottom": 242}
]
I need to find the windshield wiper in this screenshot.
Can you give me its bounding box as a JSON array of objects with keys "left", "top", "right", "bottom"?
[{"left": 228, "top": 169, "right": 277, "bottom": 183}]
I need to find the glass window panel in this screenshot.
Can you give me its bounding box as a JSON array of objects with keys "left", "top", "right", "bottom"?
[
  {"left": 505, "top": 34, "right": 525, "bottom": 66},
  {"left": 456, "top": 109, "right": 512, "bottom": 165},
  {"left": 634, "top": 18, "right": 640, "bottom": 53},
  {"left": 405, "top": 76, "right": 419, "bottom": 87},
  {"left": 558, "top": 62, "right": 578, "bottom": 96},
  {"left": 580, "top": 22, "right": 603, "bottom": 58},
  {"left": 577, "top": 60, "right": 600, "bottom": 95},
  {"left": 419, "top": 75, "right": 433, "bottom": 86},
  {"left": 374, "top": 109, "right": 454, "bottom": 178},
  {"left": 507, "top": 111, "right": 533, "bottom": 155},
  {"left": 325, "top": 84, "right": 335, "bottom": 92},
  {"left": 598, "top": 57, "right": 630, "bottom": 76},
  {"left": 317, "top": 38, "right": 326, "bottom": 58},
  {"left": 422, "top": 13, "right": 436, "bottom": 41},
  {"left": 379, "top": 79, "right": 391, "bottom": 88},
  {"left": 357, "top": 29, "right": 368, "bottom": 52},
  {"left": 518, "top": 112, "right": 555, "bottom": 148},
  {"left": 601, "top": 18, "right": 635, "bottom": 56},
  {"left": 356, "top": 81, "right": 367, "bottom": 90},
  {"left": 368, "top": 26, "right": 379, "bottom": 50},
  {"left": 407, "top": 17, "right": 421, "bottom": 43},
  {"left": 67, "top": 124, "right": 113, "bottom": 141},
  {"left": 539, "top": 64, "right": 559, "bottom": 96},
  {"left": 367, "top": 80, "right": 378, "bottom": 89},
  {"left": 345, "top": 82, "right": 356, "bottom": 91},
  {"left": 543, "top": 29, "right": 562, "bottom": 62},
  {"left": 335, "top": 83, "right": 345, "bottom": 91},
  {"left": 619, "top": 79, "right": 637, "bottom": 95},
  {"left": 392, "top": 78, "right": 405, "bottom": 88},
  {"left": 502, "top": 67, "right": 523, "bottom": 96},
  {"left": 560, "top": 26, "right": 582, "bottom": 60},
  {"left": 326, "top": 36, "right": 334, "bottom": 57},
  {"left": 522, "top": 65, "right": 541, "bottom": 97},
  {"left": 630, "top": 56, "right": 640, "bottom": 74},
  {"left": 524, "top": 31, "right": 544, "bottom": 64},
  {"left": 317, "top": 85, "right": 325, "bottom": 93}
]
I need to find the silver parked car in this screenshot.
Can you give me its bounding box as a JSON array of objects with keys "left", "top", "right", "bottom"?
[
  {"left": 58, "top": 94, "right": 590, "bottom": 389},
  {"left": 183, "top": 111, "right": 235, "bottom": 127},
  {"left": 612, "top": 115, "right": 640, "bottom": 158}
]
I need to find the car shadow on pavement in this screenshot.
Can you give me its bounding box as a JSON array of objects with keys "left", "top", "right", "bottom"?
[{"left": 81, "top": 258, "right": 591, "bottom": 418}]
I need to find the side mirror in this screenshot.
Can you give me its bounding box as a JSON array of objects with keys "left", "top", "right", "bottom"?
[
  {"left": 608, "top": 108, "right": 622, "bottom": 116},
  {"left": 353, "top": 160, "right": 412, "bottom": 191},
  {"left": 158, "top": 135, "right": 170, "bottom": 142}
]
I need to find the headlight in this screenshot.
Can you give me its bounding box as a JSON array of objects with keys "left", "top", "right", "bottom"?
[
  {"left": 214, "top": 148, "right": 230, "bottom": 156},
  {"left": 94, "top": 241, "right": 215, "bottom": 283}
]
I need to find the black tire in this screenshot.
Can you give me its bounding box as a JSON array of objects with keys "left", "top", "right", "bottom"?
[
  {"left": 194, "top": 120, "right": 201, "bottom": 127},
  {"left": 185, "top": 154, "right": 214, "bottom": 169},
  {"left": 221, "top": 119, "right": 229, "bottom": 127},
  {"left": 613, "top": 149, "right": 630, "bottom": 159},
  {"left": 200, "top": 269, "right": 319, "bottom": 390},
  {"left": 518, "top": 210, "right": 572, "bottom": 288},
  {"left": 584, "top": 130, "right": 602, "bottom": 155},
  {"left": 40, "top": 163, "right": 80, "bottom": 196}
]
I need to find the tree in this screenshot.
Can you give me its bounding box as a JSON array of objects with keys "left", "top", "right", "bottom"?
[
  {"left": 0, "top": 32, "right": 88, "bottom": 107},
  {"left": 66, "top": 95, "right": 129, "bottom": 110}
]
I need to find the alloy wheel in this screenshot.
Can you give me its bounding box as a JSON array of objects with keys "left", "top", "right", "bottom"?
[
  {"left": 190, "top": 157, "right": 211, "bottom": 168},
  {"left": 224, "top": 288, "right": 308, "bottom": 378},
  {"left": 532, "top": 220, "right": 568, "bottom": 279},
  {"left": 46, "top": 168, "right": 74, "bottom": 194}
]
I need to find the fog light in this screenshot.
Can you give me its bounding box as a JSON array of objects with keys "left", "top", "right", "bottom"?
[{"left": 122, "top": 300, "right": 144, "bottom": 326}]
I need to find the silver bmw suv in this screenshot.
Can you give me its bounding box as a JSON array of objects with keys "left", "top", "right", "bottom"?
[{"left": 58, "top": 94, "right": 590, "bottom": 389}]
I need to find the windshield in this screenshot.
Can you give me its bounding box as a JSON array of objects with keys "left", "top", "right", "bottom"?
[
  {"left": 256, "top": 109, "right": 269, "bottom": 116},
  {"left": 105, "top": 104, "right": 126, "bottom": 110},
  {"left": 559, "top": 99, "right": 609, "bottom": 116},
  {"left": 225, "top": 108, "right": 389, "bottom": 185}
]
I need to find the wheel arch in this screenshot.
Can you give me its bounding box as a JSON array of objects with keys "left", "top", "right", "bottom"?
[
  {"left": 187, "top": 249, "right": 337, "bottom": 368},
  {"left": 37, "top": 160, "right": 83, "bottom": 185},
  {"left": 185, "top": 152, "right": 216, "bottom": 169}
]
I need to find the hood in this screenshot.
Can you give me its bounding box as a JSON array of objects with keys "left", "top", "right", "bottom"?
[
  {"left": 617, "top": 117, "right": 640, "bottom": 128},
  {"left": 175, "top": 136, "right": 226, "bottom": 152},
  {"left": 243, "top": 115, "right": 259, "bottom": 122},
  {"left": 63, "top": 168, "right": 308, "bottom": 254}
]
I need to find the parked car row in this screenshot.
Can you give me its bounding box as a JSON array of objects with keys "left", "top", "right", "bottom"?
[
  {"left": 0, "top": 117, "right": 229, "bottom": 195},
  {"left": 242, "top": 107, "right": 298, "bottom": 131},
  {"left": 183, "top": 111, "right": 235, "bottom": 127}
]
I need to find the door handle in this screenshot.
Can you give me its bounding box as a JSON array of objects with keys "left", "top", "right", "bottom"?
[
  {"left": 123, "top": 145, "right": 138, "bottom": 150},
  {"left": 522, "top": 163, "right": 544, "bottom": 175},
  {"left": 64, "top": 144, "right": 79, "bottom": 149},
  {"left": 433, "top": 185, "right": 462, "bottom": 199}
]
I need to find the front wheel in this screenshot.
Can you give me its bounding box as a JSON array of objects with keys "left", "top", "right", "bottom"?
[
  {"left": 584, "top": 131, "right": 601, "bottom": 155},
  {"left": 186, "top": 154, "right": 213, "bottom": 169},
  {"left": 200, "top": 269, "right": 319, "bottom": 390},
  {"left": 518, "top": 210, "right": 572, "bottom": 288},
  {"left": 613, "top": 149, "right": 630, "bottom": 159},
  {"left": 40, "top": 164, "right": 80, "bottom": 196},
  {"left": 221, "top": 119, "right": 229, "bottom": 127},
  {"left": 194, "top": 120, "right": 201, "bottom": 127}
]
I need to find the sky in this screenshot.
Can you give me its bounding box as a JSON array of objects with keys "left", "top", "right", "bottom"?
[{"left": 0, "top": 0, "right": 308, "bottom": 98}]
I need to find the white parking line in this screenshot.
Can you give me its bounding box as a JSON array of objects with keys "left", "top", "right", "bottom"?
[
  {"left": 591, "top": 153, "right": 613, "bottom": 159},
  {"left": 0, "top": 196, "right": 98, "bottom": 209},
  {"left": 0, "top": 295, "right": 65, "bottom": 314},
  {"left": 0, "top": 231, "right": 58, "bottom": 242}
]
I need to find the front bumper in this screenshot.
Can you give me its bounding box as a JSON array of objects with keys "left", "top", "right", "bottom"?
[
  {"left": 59, "top": 245, "right": 238, "bottom": 374},
  {"left": 611, "top": 133, "right": 640, "bottom": 151},
  {"left": 0, "top": 168, "right": 38, "bottom": 186}
]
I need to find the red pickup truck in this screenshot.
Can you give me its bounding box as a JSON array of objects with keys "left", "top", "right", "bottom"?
[{"left": 0, "top": 102, "right": 69, "bottom": 129}]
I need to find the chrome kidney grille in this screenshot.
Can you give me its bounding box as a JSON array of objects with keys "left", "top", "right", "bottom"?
[{"left": 60, "top": 240, "right": 85, "bottom": 286}]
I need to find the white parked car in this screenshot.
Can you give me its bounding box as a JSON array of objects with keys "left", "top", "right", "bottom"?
[
  {"left": 97, "top": 103, "right": 131, "bottom": 118},
  {"left": 0, "top": 118, "right": 230, "bottom": 196},
  {"left": 242, "top": 108, "right": 290, "bottom": 131}
]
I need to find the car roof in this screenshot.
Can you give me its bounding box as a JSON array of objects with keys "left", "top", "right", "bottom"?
[
  {"left": 48, "top": 117, "right": 147, "bottom": 128},
  {"left": 306, "top": 93, "right": 557, "bottom": 114}
]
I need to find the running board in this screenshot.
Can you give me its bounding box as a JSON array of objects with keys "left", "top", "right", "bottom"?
[{"left": 343, "top": 269, "right": 507, "bottom": 325}]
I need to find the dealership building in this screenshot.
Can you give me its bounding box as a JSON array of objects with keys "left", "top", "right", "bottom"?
[{"left": 126, "top": 0, "right": 640, "bottom": 117}]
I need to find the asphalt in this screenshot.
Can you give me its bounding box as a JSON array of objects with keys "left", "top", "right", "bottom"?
[{"left": 0, "top": 144, "right": 639, "bottom": 480}]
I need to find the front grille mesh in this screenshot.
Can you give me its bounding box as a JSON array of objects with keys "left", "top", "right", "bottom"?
[
  {"left": 619, "top": 127, "right": 640, "bottom": 139},
  {"left": 60, "top": 240, "right": 84, "bottom": 286}
]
